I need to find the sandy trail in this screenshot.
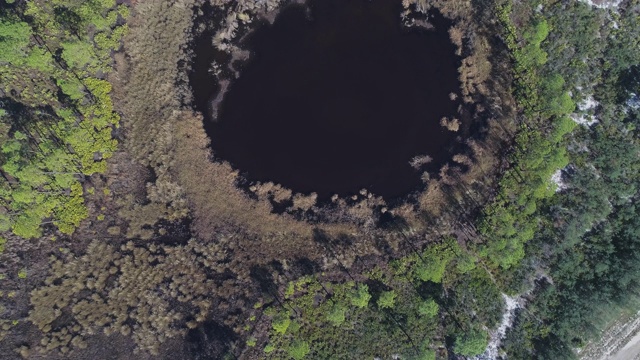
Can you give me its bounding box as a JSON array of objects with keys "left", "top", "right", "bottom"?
[
  {"left": 579, "top": 311, "right": 640, "bottom": 360},
  {"left": 609, "top": 329, "right": 640, "bottom": 360}
]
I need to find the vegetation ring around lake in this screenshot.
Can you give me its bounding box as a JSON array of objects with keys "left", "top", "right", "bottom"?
[{"left": 187, "top": 0, "right": 509, "bottom": 228}]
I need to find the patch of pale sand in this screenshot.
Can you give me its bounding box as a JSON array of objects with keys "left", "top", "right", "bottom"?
[
  {"left": 572, "top": 95, "right": 600, "bottom": 126},
  {"left": 474, "top": 294, "right": 520, "bottom": 360},
  {"left": 551, "top": 168, "right": 567, "bottom": 192},
  {"left": 578, "top": 0, "right": 624, "bottom": 9},
  {"left": 628, "top": 93, "right": 640, "bottom": 110},
  {"left": 609, "top": 330, "right": 640, "bottom": 360},
  {"left": 579, "top": 311, "right": 640, "bottom": 360}
]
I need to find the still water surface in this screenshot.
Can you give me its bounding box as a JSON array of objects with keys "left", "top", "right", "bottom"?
[{"left": 191, "top": 0, "right": 463, "bottom": 200}]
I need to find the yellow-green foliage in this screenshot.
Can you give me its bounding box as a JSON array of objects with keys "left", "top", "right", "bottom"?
[
  {"left": 0, "top": 19, "right": 31, "bottom": 65},
  {"left": 246, "top": 337, "right": 257, "bottom": 347},
  {"left": 0, "top": 0, "right": 128, "bottom": 238},
  {"left": 418, "top": 299, "right": 439, "bottom": 318},
  {"left": 261, "top": 275, "right": 441, "bottom": 359},
  {"left": 288, "top": 340, "right": 311, "bottom": 360},
  {"left": 392, "top": 237, "right": 461, "bottom": 284},
  {"left": 326, "top": 304, "right": 347, "bottom": 326},
  {"left": 377, "top": 290, "right": 397, "bottom": 309},
  {"left": 264, "top": 343, "right": 276, "bottom": 353},
  {"left": 476, "top": 0, "right": 577, "bottom": 269},
  {"left": 348, "top": 284, "right": 372, "bottom": 308},
  {"left": 272, "top": 314, "right": 291, "bottom": 335}
]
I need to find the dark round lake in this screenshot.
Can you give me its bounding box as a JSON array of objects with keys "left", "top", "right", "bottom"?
[{"left": 190, "top": 0, "right": 463, "bottom": 200}]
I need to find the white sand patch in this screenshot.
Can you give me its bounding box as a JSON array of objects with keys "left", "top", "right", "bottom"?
[
  {"left": 578, "top": 0, "right": 624, "bottom": 9},
  {"left": 619, "top": 329, "right": 640, "bottom": 353},
  {"left": 572, "top": 95, "right": 599, "bottom": 126},
  {"left": 474, "top": 294, "right": 521, "bottom": 360},
  {"left": 579, "top": 311, "right": 640, "bottom": 360},
  {"left": 551, "top": 168, "right": 567, "bottom": 192},
  {"left": 627, "top": 93, "right": 640, "bottom": 110}
]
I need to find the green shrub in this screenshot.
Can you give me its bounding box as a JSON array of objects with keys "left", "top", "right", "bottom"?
[
  {"left": 326, "top": 304, "right": 346, "bottom": 326},
  {"left": 418, "top": 299, "right": 439, "bottom": 318},
  {"left": 349, "top": 285, "right": 371, "bottom": 308},
  {"left": 454, "top": 328, "right": 488, "bottom": 357},
  {"left": 285, "top": 282, "right": 295, "bottom": 298},
  {"left": 377, "top": 290, "right": 397, "bottom": 309},
  {"left": 272, "top": 314, "right": 291, "bottom": 335},
  {"left": 288, "top": 340, "right": 310, "bottom": 360},
  {"left": 411, "top": 349, "right": 436, "bottom": 360},
  {"left": 264, "top": 343, "right": 276, "bottom": 353}
]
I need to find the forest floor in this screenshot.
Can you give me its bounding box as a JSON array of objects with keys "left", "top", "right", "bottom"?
[{"left": 578, "top": 310, "right": 640, "bottom": 360}]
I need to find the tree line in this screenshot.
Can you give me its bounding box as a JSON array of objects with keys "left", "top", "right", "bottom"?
[{"left": 482, "top": 0, "right": 640, "bottom": 358}]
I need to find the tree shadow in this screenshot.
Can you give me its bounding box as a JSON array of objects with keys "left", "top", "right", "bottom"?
[
  {"left": 312, "top": 227, "right": 331, "bottom": 246},
  {"left": 184, "top": 320, "right": 237, "bottom": 360},
  {"left": 249, "top": 265, "right": 277, "bottom": 294},
  {"left": 293, "top": 257, "right": 321, "bottom": 276}
]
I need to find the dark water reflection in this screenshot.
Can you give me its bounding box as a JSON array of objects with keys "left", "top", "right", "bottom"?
[{"left": 191, "top": 0, "right": 463, "bottom": 200}]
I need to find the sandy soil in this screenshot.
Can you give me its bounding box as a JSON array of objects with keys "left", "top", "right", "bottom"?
[
  {"left": 579, "top": 311, "right": 640, "bottom": 360},
  {"left": 610, "top": 330, "right": 640, "bottom": 360}
]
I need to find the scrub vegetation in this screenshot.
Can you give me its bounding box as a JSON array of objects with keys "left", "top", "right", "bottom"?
[{"left": 0, "top": 0, "right": 638, "bottom": 359}]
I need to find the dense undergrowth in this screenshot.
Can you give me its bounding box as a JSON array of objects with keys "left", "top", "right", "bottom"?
[
  {"left": 497, "top": 0, "right": 640, "bottom": 358},
  {"left": 252, "top": 237, "right": 500, "bottom": 359},
  {"left": 476, "top": 0, "right": 577, "bottom": 270},
  {"left": 0, "top": 0, "right": 638, "bottom": 359}
]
